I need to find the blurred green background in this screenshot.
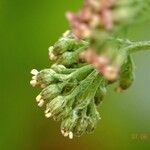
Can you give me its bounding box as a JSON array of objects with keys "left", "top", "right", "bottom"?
[{"left": 0, "top": 0, "right": 150, "bottom": 150}]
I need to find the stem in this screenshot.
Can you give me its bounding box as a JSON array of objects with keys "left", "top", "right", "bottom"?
[
  {"left": 125, "top": 41, "right": 150, "bottom": 53},
  {"left": 70, "top": 64, "right": 94, "bottom": 79},
  {"left": 115, "top": 40, "right": 150, "bottom": 66},
  {"left": 67, "top": 70, "right": 98, "bottom": 99}
]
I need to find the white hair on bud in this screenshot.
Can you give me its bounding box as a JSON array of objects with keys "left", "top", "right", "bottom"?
[
  {"left": 48, "top": 46, "right": 57, "bottom": 60},
  {"left": 63, "top": 30, "right": 71, "bottom": 37},
  {"left": 69, "top": 132, "right": 73, "bottom": 139},
  {"left": 30, "top": 80, "right": 37, "bottom": 87},
  {"left": 31, "top": 69, "right": 39, "bottom": 76},
  {"left": 63, "top": 132, "right": 69, "bottom": 137},
  {"left": 45, "top": 112, "right": 52, "bottom": 118},
  {"left": 49, "top": 53, "right": 57, "bottom": 60},
  {"left": 61, "top": 129, "right": 65, "bottom": 135},
  {"left": 45, "top": 108, "right": 50, "bottom": 114},
  {"left": 36, "top": 94, "right": 42, "bottom": 102},
  {"left": 48, "top": 46, "right": 54, "bottom": 52},
  {"left": 38, "top": 99, "right": 44, "bottom": 107}
]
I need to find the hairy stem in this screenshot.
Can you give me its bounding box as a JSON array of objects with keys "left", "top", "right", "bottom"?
[
  {"left": 126, "top": 41, "right": 150, "bottom": 53},
  {"left": 115, "top": 40, "right": 150, "bottom": 66}
]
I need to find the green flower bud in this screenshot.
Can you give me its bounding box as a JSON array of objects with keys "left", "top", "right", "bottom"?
[
  {"left": 73, "top": 109, "right": 89, "bottom": 137},
  {"left": 53, "top": 107, "right": 71, "bottom": 121},
  {"left": 57, "top": 51, "right": 79, "bottom": 66},
  {"left": 36, "top": 69, "right": 56, "bottom": 85},
  {"left": 54, "top": 34, "right": 87, "bottom": 54},
  {"left": 74, "top": 117, "right": 89, "bottom": 137},
  {"left": 86, "top": 116, "right": 99, "bottom": 134},
  {"left": 52, "top": 91, "right": 77, "bottom": 121},
  {"left": 53, "top": 37, "right": 77, "bottom": 54},
  {"left": 86, "top": 102, "right": 100, "bottom": 134},
  {"left": 51, "top": 64, "right": 76, "bottom": 74},
  {"left": 40, "top": 83, "right": 65, "bottom": 100},
  {"left": 61, "top": 111, "right": 79, "bottom": 138},
  {"left": 45, "top": 96, "right": 67, "bottom": 117},
  {"left": 117, "top": 55, "right": 135, "bottom": 91},
  {"left": 94, "top": 81, "right": 107, "bottom": 106},
  {"left": 74, "top": 73, "right": 103, "bottom": 109},
  {"left": 36, "top": 69, "right": 70, "bottom": 86}
]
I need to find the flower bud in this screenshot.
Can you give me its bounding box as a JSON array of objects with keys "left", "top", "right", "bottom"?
[
  {"left": 30, "top": 79, "right": 37, "bottom": 87},
  {"left": 48, "top": 46, "right": 57, "bottom": 60},
  {"left": 30, "top": 69, "right": 39, "bottom": 87},
  {"left": 102, "top": 65, "right": 119, "bottom": 81},
  {"left": 53, "top": 107, "right": 71, "bottom": 121},
  {"left": 57, "top": 51, "right": 78, "bottom": 66},
  {"left": 78, "top": 6, "right": 92, "bottom": 22},
  {"left": 61, "top": 111, "right": 78, "bottom": 138},
  {"left": 37, "top": 99, "right": 44, "bottom": 107},
  {"left": 36, "top": 69, "right": 68, "bottom": 85},
  {"left": 45, "top": 112, "right": 52, "bottom": 118},
  {"left": 31, "top": 69, "right": 39, "bottom": 76},
  {"left": 86, "top": 102, "right": 100, "bottom": 133},
  {"left": 74, "top": 116, "right": 89, "bottom": 137},
  {"left": 34, "top": 69, "right": 56, "bottom": 85},
  {"left": 89, "top": 14, "right": 101, "bottom": 28},
  {"left": 86, "top": 116, "right": 98, "bottom": 134},
  {"left": 63, "top": 30, "right": 72, "bottom": 37},
  {"left": 46, "top": 96, "right": 66, "bottom": 116},
  {"left": 94, "top": 84, "right": 107, "bottom": 106},
  {"left": 117, "top": 56, "right": 135, "bottom": 91},
  {"left": 51, "top": 64, "right": 76, "bottom": 74},
  {"left": 54, "top": 36, "right": 80, "bottom": 54},
  {"left": 40, "top": 83, "right": 64, "bottom": 100}
]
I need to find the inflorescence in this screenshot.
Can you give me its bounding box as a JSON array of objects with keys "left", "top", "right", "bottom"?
[{"left": 30, "top": 0, "right": 150, "bottom": 139}]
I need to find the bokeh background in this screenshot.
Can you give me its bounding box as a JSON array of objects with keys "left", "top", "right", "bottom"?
[{"left": 1, "top": 0, "right": 150, "bottom": 150}]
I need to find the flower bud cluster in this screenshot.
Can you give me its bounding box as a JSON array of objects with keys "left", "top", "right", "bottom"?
[
  {"left": 66, "top": 0, "right": 143, "bottom": 82},
  {"left": 29, "top": 0, "right": 148, "bottom": 139},
  {"left": 30, "top": 32, "right": 108, "bottom": 139},
  {"left": 66, "top": 0, "right": 142, "bottom": 39}
]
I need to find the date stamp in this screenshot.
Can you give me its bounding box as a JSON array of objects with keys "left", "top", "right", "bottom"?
[{"left": 131, "top": 133, "right": 148, "bottom": 140}]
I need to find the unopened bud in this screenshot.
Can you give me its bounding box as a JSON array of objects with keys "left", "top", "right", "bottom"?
[
  {"left": 31, "top": 69, "right": 39, "bottom": 76},
  {"left": 30, "top": 80, "right": 37, "bottom": 87},
  {"left": 103, "top": 65, "right": 119, "bottom": 81},
  {"left": 45, "top": 112, "right": 52, "bottom": 118},
  {"left": 48, "top": 46, "right": 57, "bottom": 60},
  {"left": 36, "top": 94, "right": 42, "bottom": 102},
  {"left": 69, "top": 132, "right": 73, "bottom": 139},
  {"left": 38, "top": 99, "right": 44, "bottom": 107}
]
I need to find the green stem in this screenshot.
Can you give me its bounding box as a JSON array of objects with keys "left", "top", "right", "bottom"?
[
  {"left": 67, "top": 70, "right": 98, "bottom": 99},
  {"left": 125, "top": 41, "right": 150, "bottom": 53},
  {"left": 115, "top": 40, "right": 150, "bottom": 66},
  {"left": 70, "top": 64, "right": 93, "bottom": 79}
]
